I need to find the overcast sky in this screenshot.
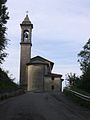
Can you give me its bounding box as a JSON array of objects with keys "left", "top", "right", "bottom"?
[{"left": 2, "top": 0, "right": 90, "bottom": 83}]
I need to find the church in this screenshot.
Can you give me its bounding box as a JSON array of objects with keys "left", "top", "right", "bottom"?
[{"left": 20, "top": 14, "right": 63, "bottom": 92}]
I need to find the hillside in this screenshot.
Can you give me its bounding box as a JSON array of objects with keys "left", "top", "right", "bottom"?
[{"left": 0, "top": 68, "right": 19, "bottom": 93}]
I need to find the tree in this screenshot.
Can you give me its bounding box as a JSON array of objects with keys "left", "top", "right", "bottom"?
[
  {"left": 0, "top": 0, "right": 9, "bottom": 64},
  {"left": 66, "top": 73, "right": 80, "bottom": 87},
  {"left": 78, "top": 39, "right": 90, "bottom": 92},
  {"left": 78, "top": 39, "right": 90, "bottom": 74}
]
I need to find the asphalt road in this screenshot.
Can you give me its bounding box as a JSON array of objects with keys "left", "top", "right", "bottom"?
[{"left": 0, "top": 92, "right": 90, "bottom": 120}]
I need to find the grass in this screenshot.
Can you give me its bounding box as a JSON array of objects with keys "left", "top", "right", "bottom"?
[
  {"left": 0, "top": 80, "right": 19, "bottom": 93},
  {"left": 63, "top": 88, "right": 90, "bottom": 109},
  {"left": 71, "top": 87, "right": 90, "bottom": 96}
]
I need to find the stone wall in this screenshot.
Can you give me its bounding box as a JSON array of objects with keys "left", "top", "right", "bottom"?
[
  {"left": 44, "top": 77, "right": 61, "bottom": 92},
  {"left": 44, "top": 77, "right": 52, "bottom": 91},
  {"left": 20, "top": 44, "right": 31, "bottom": 89}
]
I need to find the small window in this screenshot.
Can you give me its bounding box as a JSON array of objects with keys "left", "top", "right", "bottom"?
[
  {"left": 52, "top": 76, "right": 54, "bottom": 80},
  {"left": 51, "top": 85, "right": 54, "bottom": 90}
]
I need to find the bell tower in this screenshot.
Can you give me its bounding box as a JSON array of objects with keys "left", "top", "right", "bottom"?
[{"left": 20, "top": 14, "right": 33, "bottom": 90}]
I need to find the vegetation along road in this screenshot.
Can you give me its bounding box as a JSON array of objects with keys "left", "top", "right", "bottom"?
[{"left": 0, "top": 92, "right": 90, "bottom": 120}]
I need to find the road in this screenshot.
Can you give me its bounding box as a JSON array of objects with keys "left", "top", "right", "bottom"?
[{"left": 0, "top": 92, "right": 90, "bottom": 120}]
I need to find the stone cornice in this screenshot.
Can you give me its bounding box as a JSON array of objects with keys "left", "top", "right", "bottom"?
[{"left": 20, "top": 42, "right": 32, "bottom": 46}]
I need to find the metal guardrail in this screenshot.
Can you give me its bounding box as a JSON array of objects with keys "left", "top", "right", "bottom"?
[{"left": 69, "top": 89, "right": 90, "bottom": 102}]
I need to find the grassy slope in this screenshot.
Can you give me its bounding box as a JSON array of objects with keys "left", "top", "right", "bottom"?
[
  {"left": 63, "top": 88, "right": 90, "bottom": 108},
  {"left": 0, "top": 68, "right": 19, "bottom": 93}
]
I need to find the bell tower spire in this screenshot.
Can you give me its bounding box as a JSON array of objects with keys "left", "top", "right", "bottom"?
[
  {"left": 20, "top": 13, "right": 33, "bottom": 44},
  {"left": 20, "top": 14, "right": 33, "bottom": 90}
]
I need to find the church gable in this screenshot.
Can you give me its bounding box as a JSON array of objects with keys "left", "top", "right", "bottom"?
[{"left": 29, "top": 56, "right": 54, "bottom": 70}]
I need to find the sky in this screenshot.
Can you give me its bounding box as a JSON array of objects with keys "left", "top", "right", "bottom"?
[{"left": 2, "top": 0, "right": 90, "bottom": 85}]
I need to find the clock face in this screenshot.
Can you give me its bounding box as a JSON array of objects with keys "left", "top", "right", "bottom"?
[{"left": 23, "top": 30, "right": 29, "bottom": 41}]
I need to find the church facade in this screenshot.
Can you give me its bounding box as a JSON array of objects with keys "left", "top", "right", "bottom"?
[{"left": 20, "top": 14, "right": 63, "bottom": 92}]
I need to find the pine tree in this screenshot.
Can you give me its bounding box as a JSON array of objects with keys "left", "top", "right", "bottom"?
[{"left": 0, "top": 0, "right": 9, "bottom": 64}]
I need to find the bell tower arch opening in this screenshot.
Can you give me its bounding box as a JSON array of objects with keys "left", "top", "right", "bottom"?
[{"left": 23, "top": 30, "right": 29, "bottom": 40}]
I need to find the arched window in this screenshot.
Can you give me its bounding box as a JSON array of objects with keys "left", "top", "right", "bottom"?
[{"left": 23, "top": 30, "right": 29, "bottom": 41}]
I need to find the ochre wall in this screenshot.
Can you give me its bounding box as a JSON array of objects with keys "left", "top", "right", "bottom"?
[
  {"left": 44, "top": 77, "right": 61, "bottom": 92},
  {"left": 27, "top": 64, "right": 62, "bottom": 92},
  {"left": 27, "top": 64, "right": 44, "bottom": 91}
]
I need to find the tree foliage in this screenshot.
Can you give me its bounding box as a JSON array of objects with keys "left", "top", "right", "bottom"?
[
  {"left": 0, "top": 0, "right": 9, "bottom": 64},
  {"left": 78, "top": 39, "right": 90, "bottom": 92},
  {"left": 78, "top": 39, "right": 90, "bottom": 74},
  {"left": 66, "top": 39, "right": 90, "bottom": 92},
  {"left": 66, "top": 73, "right": 80, "bottom": 87},
  {"left": 0, "top": 68, "right": 19, "bottom": 93}
]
